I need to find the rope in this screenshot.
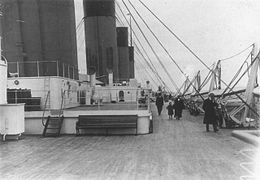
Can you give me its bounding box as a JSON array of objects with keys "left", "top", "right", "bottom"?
[
  {"left": 135, "top": 57, "right": 159, "bottom": 87},
  {"left": 116, "top": 2, "right": 159, "bottom": 77},
  {"left": 138, "top": 0, "right": 259, "bottom": 117},
  {"left": 220, "top": 52, "right": 251, "bottom": 96},
  {"left": 226, "top": 56, "right": 258, "bottom": 95},
  {"left": 116, "top": 1, "right": 171, "bottom": 91},
  {"left": 122, "top": 0, "right": 179, "bottom": 92},
  {"left": 128, "top": 0, "right": 186, "bottom": 94},
  {"left": 129, "top": 0, "right": 204, "bottom": 97},
  {"left": 135, "top": 45, "right": 171, "bottom": 90},
  {"left": 219, "top": 44, "right": 254, "bottom": 61}
]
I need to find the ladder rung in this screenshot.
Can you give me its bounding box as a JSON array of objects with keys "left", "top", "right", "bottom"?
[{"left": 46, "top": 127, "right": 60, "bottom": 129}]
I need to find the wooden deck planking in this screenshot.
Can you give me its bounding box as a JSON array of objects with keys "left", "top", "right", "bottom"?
[{"left": 0, "top": 104, "right": 257, "bottom": 180}]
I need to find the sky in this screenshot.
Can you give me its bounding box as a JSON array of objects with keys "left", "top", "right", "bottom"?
[{"left": 74, "top": 0, "right": 260, "bottom": 91}]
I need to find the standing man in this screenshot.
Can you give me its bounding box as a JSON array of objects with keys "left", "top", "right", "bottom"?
[
  {"left": 202, "top": 93, "right": 219, "bottom": 132},
  {"left": 174, "top": 95, "right": 185, "bottom": 120},
  {"left": 156, "top": 93, "right": 164, "bottom": 115}
]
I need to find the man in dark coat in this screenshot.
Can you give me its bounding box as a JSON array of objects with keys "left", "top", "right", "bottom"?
[
  {"left": 202, "top": 93, "right": 218, "bottom": 132},
  {"left": 156, "top": 93, "right": 164, "bottom": 115},
  {"left": 174, "top": 95, "right": 185, "bottom": 120}
]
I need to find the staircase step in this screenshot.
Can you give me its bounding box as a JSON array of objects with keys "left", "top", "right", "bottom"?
[{"left": 42, "top": 115, "right": 64, "bottom": 137}]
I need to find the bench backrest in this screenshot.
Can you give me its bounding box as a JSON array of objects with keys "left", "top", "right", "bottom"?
[{"left": 78, "top": 115, "right": 137, "bottom": 126}]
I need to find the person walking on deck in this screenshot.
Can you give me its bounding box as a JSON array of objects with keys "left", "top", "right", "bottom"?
[
  {"left": 202, "top": 93, "right": 219, "bottom": 132},
  {"left": 174, "top": 95, "right": 185, "bottom": 120},
  {"left": 156, "top": 93, "right": 164, "bottom": 115},
  {"left": 166, "top": 101, "right": 174, "bottom": 119}
]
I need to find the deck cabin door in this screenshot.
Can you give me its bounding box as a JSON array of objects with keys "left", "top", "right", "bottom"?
[{"left": 119, "top": 91, "right": 124, "bottom": 102}]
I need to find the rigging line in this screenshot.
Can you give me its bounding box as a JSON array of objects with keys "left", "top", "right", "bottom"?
[
  {"left": 225, "top": 55, "right": 258, "bottom": 96},
  {"left": 135, "top": 56, "right": 158, "bottom": 84},
  {"left": 122, "top": 0, "right": 179, "bottom": 92},
  {"left": 136, "top": 58, "right": 159, "bottom": 87},
  {"left": 138, "top": 0, "right": 209, "bottom": 70},
  {"left": 225, "top": 54, "right": 260, "bottom": 117},
  {"left": 135, "top": 53, "right": 160, "bottom": 87},
  {"left": 219, "top": 44, "right": 254, "bottom": 61},
  {"left": 76, "top": 30, "right": 84, "bottom": 42},
  {"left": 134, "top": 42, "right": 171, "bottom": 90},
  {"left": 183, "top": 75, "right": 205, "bottom": 101},
  {"left": 128, "top": 0, "right": 203, "bottom": 96},
  {"left": 136, "top": 66, "right": 150, "bottom": 86},
  {"left": 139, "top": 0, "right": 260, "bottom": 117},
  {"left": 76, "top": 18, "right": 84, "bottom": 32},
  {"left": 128, "top": 0, "right": 185, "bottom": 76},
  {"left": 179, "top": 79, "right": 188, "bottom": 94},
  {"left": 117, "top": 9, "right": 166, "bottom": 90},
  {"left": 128, "top": 0, "right": 185, "bottom": 94},
  {"left": 116, "top": 2, "right": 158, "bottom": 76},
  {"left": 116, "top": 2, "right": 169, "bottom": 90},
  {"left": 76, "top": 22, "right": 85, "bottom": 41},
  {"left": 76, "top": 22, "right": 84, "bottom": 41},
  {"left": 199, "top": 64, "right": 215, "bottom": 90},
  {"left": 116, "top": 2, "right": 172, "bottom": 92},
  {"left": 135, "top": 70, "right": 145, "bottom": 84},
  {"left": 128, "top": 0, "right": 202, "bottom": 97},
  {"left": 134, "top": 43, "right": 164, "bottom": 83},
  {"left": 182, "top": 76, "right": 196, "bottom": 95},
  {"left": 220, "top": 52, "right": 251, "bottom": 96},
  {"left": 77, "top": 38, "right": 85, "bottom": 51},
  {"left": 135, "top": 52, "right": 169, "bottom": 91},
  {"left": 115, "top": 12, "right": 125, "bottom": 26}
]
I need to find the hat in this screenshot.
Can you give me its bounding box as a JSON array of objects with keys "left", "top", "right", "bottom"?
[{"left": 208, "top": 92, "right": 215, "bottom": 97}]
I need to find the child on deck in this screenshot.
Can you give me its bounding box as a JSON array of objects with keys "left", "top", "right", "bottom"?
[{"left": 166, "top": 101, "right": 174, "bottom": 119}]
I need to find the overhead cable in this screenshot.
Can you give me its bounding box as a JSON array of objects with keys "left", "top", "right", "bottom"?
[
  {"left": 122, "top": 0, "right": 179, "bottom": 91},
  {"left": 116, "top": 2, "right": 170, "bottom": 90},
  {"left": 139, "top": 0, "right": 259, "bottom": 117}
]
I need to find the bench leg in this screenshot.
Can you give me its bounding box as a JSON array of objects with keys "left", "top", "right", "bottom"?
[{"left": 76, "top": 128, "right": 80, "bottom": 136}]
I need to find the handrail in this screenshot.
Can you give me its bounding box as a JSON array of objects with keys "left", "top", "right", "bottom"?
[
  {"left": 42, "top": 91, "right": 50, "bottom": 126},
  {"left": 59, "top": 90, "right": 66, "bottom": 117},
  {"left": 7, "top": 60, "right": 79, "bottom": 80}
]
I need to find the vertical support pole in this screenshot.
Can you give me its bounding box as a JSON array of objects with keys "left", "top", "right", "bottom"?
[
  {"left": 136, "top": 89, "right": 139, "bottom": 110},
  {"left": 37, "top": 61, "right": 39, "bottom": 77},
  {"left": 242, "top": 43, "right": 259, "bottom": 125},
  {"left": 217, "top": 60, "right": 221, "bottom": 90},
  {"left": 148, "top": 89, "right": 151, "bottom": 113},
  {"left": 68, "top": 64, "right": 70, "bottom": 79},
  {"left": 73, "top": 66, "right": 75, "bottom": 80},
  {"left": 56, "top": 61, "right": 59, "bottom": 76},
  {"left": 15, "top": 89, "right": 17, "bottom": 104},
  {"left": 17, "top": 61, "right": 20, "bottom": 77},
  {"left": 62, "top": 63, "right": 65, "bottom": 77}
]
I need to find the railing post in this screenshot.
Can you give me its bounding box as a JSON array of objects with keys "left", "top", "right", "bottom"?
[
  {"left": 148, "top": 89, "right": 151, "bottom": 113},
  {"left": 16, "top": 61, "right": 19, "bottom": 77},
  {"left": 15, "top": 90, "right": 17, "bottom": 104},
  {"left": 36, "top": 61, "right": 39, "bottom": 77},
  {"left": 136, "top": 89, "right": 139, "bottom": 110},
  {"left": 62, "top": 63, "right": 65, "bottom": 77},
  {"left": 56, "top": 61, "right": 59, "bottom": 76},
  {"left": 73, "top": 66, "right": 75, "bottom": 80},
  {"left": 68, "top": 64, "right": 70, "bottom": 78}
]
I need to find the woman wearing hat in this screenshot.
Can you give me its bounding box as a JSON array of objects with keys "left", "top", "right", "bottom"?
[{"left": 202, "top": 93, "right": 219, "bottom": 132}]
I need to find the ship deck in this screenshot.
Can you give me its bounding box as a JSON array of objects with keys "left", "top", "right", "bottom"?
[{"left": 0, "top": 104, "right": 258, "bottom": 180}]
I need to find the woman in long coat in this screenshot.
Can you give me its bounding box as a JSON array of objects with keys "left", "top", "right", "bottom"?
[
  {"left": 202, "top": 93, "right": 218, "bottom": 132},
  {"left": 174, "top": 96, "right": 185, "bottom": 120}
]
